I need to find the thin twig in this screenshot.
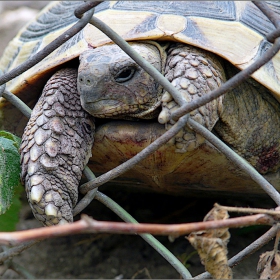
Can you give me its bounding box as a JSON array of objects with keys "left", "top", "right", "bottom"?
[
  {"left": 273, "top": 224, "right": 280, "bottom": 252},
  {"left": 1, "top": 2, "right": 280, "bottom": 278},
  {"left": 216, "top": 204, "right": 280, "bottom": 217},
  {"left": 0, "top": 213, "right": 274, "bottom": 245}
]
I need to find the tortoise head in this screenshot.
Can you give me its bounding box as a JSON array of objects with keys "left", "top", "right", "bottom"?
[{"left": 77, "top": 42, "right": 162, "bottom": 119}]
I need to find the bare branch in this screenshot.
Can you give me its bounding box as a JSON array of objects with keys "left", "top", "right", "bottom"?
[
  {"left": 0, "top": 213, "right": 274, "bottom": 246},
  {"left": 216, "top": 204, "right": 280, "bottom": 217}
]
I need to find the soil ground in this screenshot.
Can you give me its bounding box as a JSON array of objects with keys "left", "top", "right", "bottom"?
[
  {"left": 0, "top": 2, "right": 277, "bottom": 279},
  {"left": 3, "top": 189, "right": 276, "bottom": 279}
]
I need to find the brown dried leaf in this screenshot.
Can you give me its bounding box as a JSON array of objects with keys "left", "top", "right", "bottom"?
[
  {"left": 257, "top": 250, "right": 280, "bottom": 279},
  {"left": 187, "top": 205, "right": 232, "bottom": 279},
  {"left": 188, "top": 235, "right": 232, "bottom": 279},
  {"left": 203, "top": 206, "right": 230, "bottom": 243}
]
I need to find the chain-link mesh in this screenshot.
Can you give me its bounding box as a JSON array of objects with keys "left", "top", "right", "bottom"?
[{"left": 1, "top": 1, "right": 280, "bottom": 278}]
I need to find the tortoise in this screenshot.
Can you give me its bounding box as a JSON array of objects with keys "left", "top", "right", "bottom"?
[{"left": 1, "top": 1, "right": 280, "bottom": 226}]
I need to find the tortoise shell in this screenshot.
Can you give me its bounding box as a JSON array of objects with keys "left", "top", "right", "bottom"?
[
  {"left": 1, "top": 1, "right": 280, "bottom": 196},
  {"left": 1, "top": 2, "right": 280, "bottom": 98}
]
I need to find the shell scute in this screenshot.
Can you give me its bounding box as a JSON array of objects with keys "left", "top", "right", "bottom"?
[{"left": 1, "top": 1, "right": 280, "bottom": 101}]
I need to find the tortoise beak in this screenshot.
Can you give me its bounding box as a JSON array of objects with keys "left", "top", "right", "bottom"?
[
  {"left": 78, "top": 71, "right": 99, "bottom": 104},
  {"left": 80, "top": 97, "right": 121, "bottom": 117}
]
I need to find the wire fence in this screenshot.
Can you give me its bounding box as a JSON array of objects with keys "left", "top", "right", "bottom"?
[{"left": 1, "top": 1, "right": 280, "bottom": 278}]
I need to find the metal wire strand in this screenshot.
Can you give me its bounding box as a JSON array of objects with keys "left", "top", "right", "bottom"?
[
  {"left": 74, "top": 1, "right": 100, "bottom": 19},
  {"left": 0, "top": 70, "right": 5, "bottom": 98},
  {"left": 253, "top": 1, "right": 280, "bottom": 29},
  {"left": 88, "top": 16, "right": 186, "bottom": 107},
  {"left": 171, "top": 1, "right": 280, "bottom": 120},
  {"left": 2, "top": 90, "right": 31, "bottom": 118},
  {"left": 253, "top": 2, "right": 280, "bottom": 43}
]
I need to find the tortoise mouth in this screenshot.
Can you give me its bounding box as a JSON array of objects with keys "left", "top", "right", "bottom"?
[
  {"left": 94, "top": 114, "right": 158, "bottom": 127},
  {"left": 82, "top": 99, "right": 149, "bottom": 119},
  {"left": 82, "top": 99, "right": 123, "bottom": 117}
]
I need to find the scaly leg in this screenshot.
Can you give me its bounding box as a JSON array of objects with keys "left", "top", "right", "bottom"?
[
  {"left": 20, "top": 68, "right": 95, "bottom": 226},
  {"left": 159, "top": 44, "right": 225, "bottom": 153}
]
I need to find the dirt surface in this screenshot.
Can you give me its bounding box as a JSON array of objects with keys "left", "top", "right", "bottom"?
[
  {"left": 0, "top": 2, "right": 278, "bottom": 279},
  {"left": 3, "top": 190, "right": 276, "bottom": 279}
]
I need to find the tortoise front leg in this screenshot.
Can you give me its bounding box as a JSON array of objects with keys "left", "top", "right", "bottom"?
[
  {"left": 159, "top": 44, "right": 226, "bottom": 153},
  {"left": 20, "top": 68, "right": 95, "bottom": 226}
]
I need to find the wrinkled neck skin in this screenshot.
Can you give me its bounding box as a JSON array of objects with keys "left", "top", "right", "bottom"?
[{"left": 77, "top": 42, "right": 165, "bottom": 120}]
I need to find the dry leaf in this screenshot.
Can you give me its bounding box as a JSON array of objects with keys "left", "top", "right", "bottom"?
[
  {"left": 257, "top": 250, "right": 280, "bottom": 279},
  {"left": 203, "top": 206, "right": 230, "bottom": 243},
  {"left": 187, "top": 206, "right": 232, "bottom": 279}
]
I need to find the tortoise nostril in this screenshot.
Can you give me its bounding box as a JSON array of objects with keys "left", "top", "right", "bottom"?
[{"left": 78, "top": 74, "right": 93, "bottom": 86}]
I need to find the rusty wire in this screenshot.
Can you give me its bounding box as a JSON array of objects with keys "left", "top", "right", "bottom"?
[{"left": 1, "top": 0, "right": 280, "bottom": 278}]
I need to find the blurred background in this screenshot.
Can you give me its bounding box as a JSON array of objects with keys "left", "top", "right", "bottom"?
[{"left": 0, "top": 1, "right": 49, "bottom": 56}]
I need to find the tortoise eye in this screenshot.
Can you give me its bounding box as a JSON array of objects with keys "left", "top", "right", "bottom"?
[{"left": 115, "top": 67, "right": 136, "bottom": 83}]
